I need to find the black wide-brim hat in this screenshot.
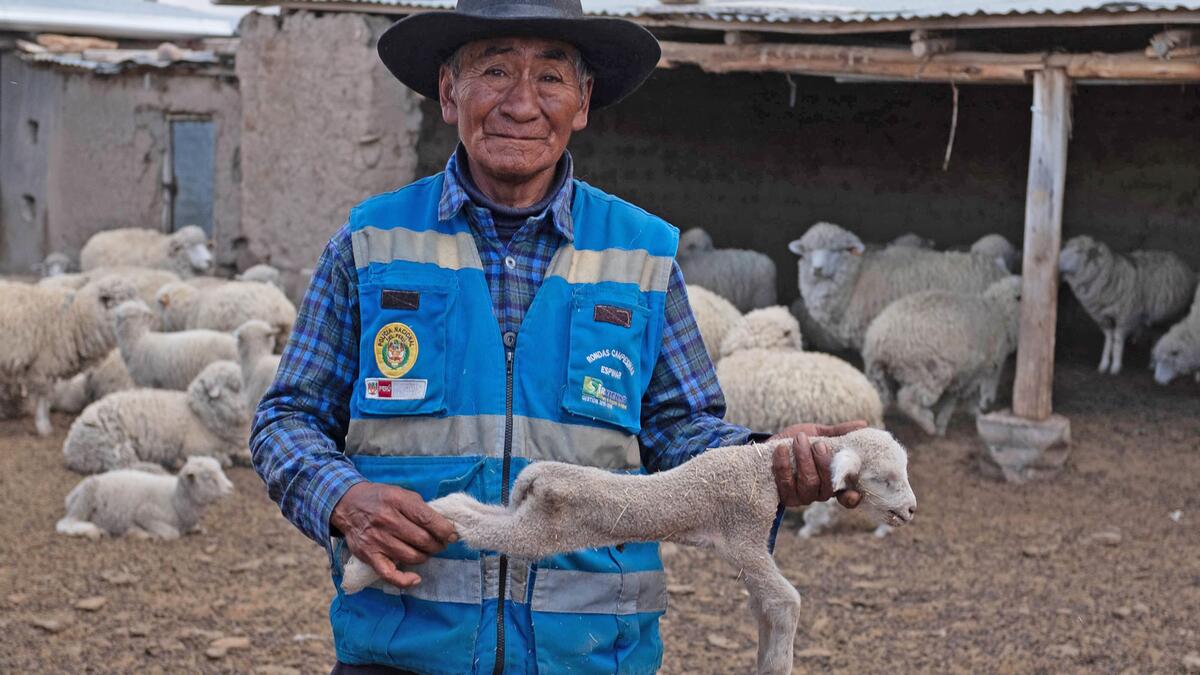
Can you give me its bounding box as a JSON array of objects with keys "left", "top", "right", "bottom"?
[{"left": 378, "top": 0, "right": 661, "bottom": 110}]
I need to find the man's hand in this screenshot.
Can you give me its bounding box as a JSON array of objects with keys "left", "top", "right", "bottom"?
[
  {"left": 768, "top": 421, "right": 866, "bottom": 509},
  {"left": 330, "top": 482, "right": 459, "bottom": 589}
]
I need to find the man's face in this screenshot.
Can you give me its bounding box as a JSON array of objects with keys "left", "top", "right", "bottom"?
[{"left": 439, "top": 37, "right": 592, "bottom": 184}]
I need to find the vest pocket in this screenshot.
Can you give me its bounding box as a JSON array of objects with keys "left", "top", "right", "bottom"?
[
  {"left": 354, "top": 274, "right": 457, "bottom": 418},
  {"left": 561, "top": 287, "right": 650, "bottom": 434}
]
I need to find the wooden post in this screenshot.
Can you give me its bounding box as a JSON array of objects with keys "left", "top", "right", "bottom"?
[{"left": 1012, "top": 68, "right": 1071, "bottom": 420}]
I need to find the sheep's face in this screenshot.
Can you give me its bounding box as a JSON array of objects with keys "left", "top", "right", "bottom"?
[
  {"left": 831, "top": 429, "right": 917, "bottom": 528},
  {"left": 790, "top": 223, "right": 865, "bottom": 304},
  {"left": 718, "top": 306, "right": 802, "bottom": 357},
  {"left": 79, "top": 278, "right": 139, "bottom": 338},
  {"left": 37, "top": 252, "right": 73, "bottom": 277},
  {"left": 179, "top": 456, "right": 234, "bottom": 504},
  {"left": 971, "top": 234, "right": 1019, "bottom": 273},
  {"left": 114, "top": 299, "right": 156, "bottom": 334},
  {"left": 1058, "top": 236, "right": 1108, "bottom": 280},
  {"left": 1151, "top": 327, "right": 1198, "bottom": 385},
  {"left": 170, "top": 225, "right": 213, "bottom": 274},
  {"left": 235, "top": 319, "right": 279, "bottom": 360},
  {"left": 155, "top": 281, "right": 197, "bottom": 329},
  {"left": 677, "top": 228, "right": 714, "bottom": 259}
]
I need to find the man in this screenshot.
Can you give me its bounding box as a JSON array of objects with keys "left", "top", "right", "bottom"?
[{"left": 251, "top": 1, "right": 863, "bottom": 673}]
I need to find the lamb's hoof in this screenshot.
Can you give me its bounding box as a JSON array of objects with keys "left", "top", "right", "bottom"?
[{"left": 35, "top": 421, "right": 53, "bottom": 437}]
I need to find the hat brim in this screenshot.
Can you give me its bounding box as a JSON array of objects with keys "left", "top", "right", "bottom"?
[{"left": 377, "top": 13, "right": 661, "bottom": 110}]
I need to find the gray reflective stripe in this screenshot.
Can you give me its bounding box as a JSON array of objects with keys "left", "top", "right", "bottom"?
[
  {"left": 530, "top": 569, "right": 668, "bottom": 615},
  {"left": 351, "top": 225, "right": 483, "bottom": 271},
  {"left": 362, "top": 557, "right": 483, "bottom": 605},
  {"left": 482, "top": 554, "right": 530, "bottom": 603},
  {"left": 546, "top": 244, "right": 673, "bottom": 293},
  {"left": 345, "top": 415, "right": 640, "bottom": 469}
]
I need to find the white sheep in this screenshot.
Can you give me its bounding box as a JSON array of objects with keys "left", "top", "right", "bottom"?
[
  {"left": 677, "top": 227, "right": 777, "bottom": 312},
  {"left": 1151, "top": 285, "right": 1200, "bottom": 385},
  {"left": 234, "top": 320, "right": 281, "bottom": 410},
  {"left": 39, "top": 266, "right": 181, "bottom": 312},
  {"left": 970, "top": 233, "right": 1020, "bottom": 273},
  {"left": 788, "top": 296, "right": 848, "bottom": 353},
  {"left": 862, "top": 276, "right": 1023, "bottom": 436},
  {"left": 234, "top": 263, "right": 286, "bottom": 292},
  {"left": 341, "top": 428, "right": 917, "bottom": 675},
  {"left": 789, "top": 222, "right": 1008, "bottom": 351},
  {"left": 156, "top": 280, "right": 296, "bottom": 351},
  {"left": 717, "top": 307, "right": 884, "bottom": 429},
  {"left": 62, "top": 360, "right": 250, "bottom": 474},
  {"left": 34, "top": 252, "right": 74, "bottom": 277},
  {"left": 888, "top": 232, "right": 936, "bottom": 249},
  {"left": 685, "top": 284, "right": 741, "bottom": 363},
  {"left": 1059, "top": 235, "right": 1197, "bottom": 375},
  {"left": 79, "top": 225, "right": 212, "bottom": 278},
  {"left": 51, "top": 349, "right": 134, "bottom": 414},
  {"left": 114, "top": 300, "right": 238, "bottom": 390},
  {"left": 55, "top": 456, "right": 233, "bottom": 540},
  {"left": 0, "top": 277, "right": 138, "bottom": 436}
]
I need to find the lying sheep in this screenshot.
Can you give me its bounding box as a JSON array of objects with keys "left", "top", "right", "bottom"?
[
  {"left": 52, "top": 349, "right": 134, "bottom": 414},
  {"left": 235, "top": 320, "right": 281, "bottom": 410},
  {"left": 863, "top": 276, "right": 1023, "bottom": 436},
  {"left": 0, "top": 277, "right": 138, "bottom": 436},
  {"left": 56, "top": 456, "right": 233, "bottom": 540},
  {"left": 789, "top": 222, "right": 1008, "bottom": 351},
  {"left": 1059, "top": 235, "right": 1197, "bottom": 374},
  {"left": 677, "top": 227, "right": 777, "bottom": 312},
  {"left": 80, "top": 225, "right": 212, "bottom": 277},
  {"left": 341, "top": 428, "right": 917, "bottom": 675},
  {"left": 717, "top": 307, "right": 884, "bottom": 429},
  {"left": 1151, "top": 286, "right": 1200, "bottom": 385},
  {"left": 686, "top": 284, "right": 741, "bottom": 363},
  {"left": 970, "top": 234, "right": 1020, "bottom": 273},
  {"left": 234, "top": 263, "right": 285, "bottom": 291},
  {"left": 156, "top": 280, "right": 296, "bottom": 351},
  {"left": 62, "top": 360, "right": 250, "bottom": 474},
  {"left": 39, "top": 266, "right": 181, "bottom": 310},
  {"left": 115, "top": 300, "right": 237, "bottom": 390}
]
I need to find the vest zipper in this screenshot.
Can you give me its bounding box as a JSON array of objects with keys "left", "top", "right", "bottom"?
[{"left": 493, "top": 340, "right": 515, "bottom": 675}]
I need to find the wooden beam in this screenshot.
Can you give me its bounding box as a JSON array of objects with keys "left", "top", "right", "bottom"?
[
  {"left": 910, "top": 30, "right": 958, "bottom": 58},
  {"left": 1012, "top": 68, "right": 1071, "bottom": 421},
  {"left": 1147, "top": 29, "right": 1200, "bottom": 58},
  {"left": 658, "top": 41, "right": 1200, "bottom": 83}
]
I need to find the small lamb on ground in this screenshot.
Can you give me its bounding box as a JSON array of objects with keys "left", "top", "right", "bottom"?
[
  {"left": 62, "top": 360, "right": 250, "bottom": 474},
  {"left": 341, "top": 428, "right": 916, "bottom": 675},
  {"left": 863, "top": 276, "right": 1023, "bottom": 436},
  {"left": 52, "top": 349, "right": 134, "bottom": 414},
  {"left": 80, "top": 226, "right": 212, "bottom": 277},
  {"left": 788, "top": 222, "right": 1008, "bottom": 351},
  {"left": 115, "top": 300, "right": 238, "bottom": 390},
  {"left": 677, "top": 227, "right": 777, "bottom": 312},
  {"left": 685, "top": 284, "right": 741, "bottom": 363},
  {"left": 970, "top": 233, "right": 1020, "bottom": 273},
  {"left": 717, "top": 307, "right": 884, "bottom": 429},
  {"left": 0, "top": 277, "right": 138, "bottom": 436},
  {"left": 234, "top": 320, "right": 281, "bottom": 410},
  {"left": 1059, "top": 235, "right": 1196, "bottom": 375},
  {"left": 56, "top": 456, "right": 233, "bottom": 540},
  {"left": 156, "top": 280, "right": 296, "bottom": 352},
  {"left": 1151, "top": 285, "right": 1200, "bottom": 385}
]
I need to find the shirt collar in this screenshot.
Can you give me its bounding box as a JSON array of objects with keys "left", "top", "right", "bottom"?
[{"left": 438, "top": 145, "right": 575, "bottom": 242}]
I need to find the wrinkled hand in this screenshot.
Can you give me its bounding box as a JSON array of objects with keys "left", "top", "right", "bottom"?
[
  {"left": 768, "top": 421, "right": 866, "bottom": 509},
  {"left": 330, "top": 482, "right": 458, "bottom": 589}
]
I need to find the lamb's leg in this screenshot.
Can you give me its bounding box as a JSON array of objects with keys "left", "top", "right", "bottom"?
[
  {"left": 138, "top": 520, "right": 181, "bottom": 540},
  {"left": 34, "top": 392, "right": 52, "bottom": 437},
  {"left": 933, "top": 394, "right": 957, "bottom": 436},
  {"left": 133, "top": 504, "right": 181, "bottom": 540},
  {"left": 718, "top": 545, "right": 801, "bottom": 675},
  {"left": 1098, "top": 329, "right": 1113, "bottom": 373},
  {"left": 797, "top": 499, "right": 837, "bottom": 539},
  {"left": 896, "top": 384, "right": 938, "bottom": 436},
  {"left": 1110, "top": 329, "right": 1127, "bottom": 374},
  {"left": 55, "top": 517, "right": 104, "bottom": 539}
]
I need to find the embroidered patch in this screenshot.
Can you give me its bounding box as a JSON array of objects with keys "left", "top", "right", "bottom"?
[
  {"left": 581, "top": 375, "right": 628, "bottom": 411},
  {"left": 381, "top": 289, "right": 420, "bottom": 310},
  {"left": 593, "top": 304, "right": 632, "bottom": 328},
  {"left": 374, "top": 322, "right": 419, "bottom": 378},
  {"left": 365, "top": 378, "right": 428, "bottom": 401}
]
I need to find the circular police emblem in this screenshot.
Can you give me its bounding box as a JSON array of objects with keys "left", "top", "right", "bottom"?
[{"left": 374, "top": 322, "right": 418, "bottom": 378}]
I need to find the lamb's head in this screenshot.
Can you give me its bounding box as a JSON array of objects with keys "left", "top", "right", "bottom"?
[
  {"left": 828, "top": 428, "right": 916, "bottom": 528},
  {"left": 1058, "top": 235, "right": 1111, "bottom": 282},
  {"left": 971, "top": 234, "right": 1019, "bottom": 273},
  {"left": 155, "top": 281, "right": 200, "bottom": 330},
  {"left": 888, "top": 233, "right": 935, "bottom": 250},
  {"left": 177, "top": 456, "right": 234, "bottom": 505},
  {"left": 984, "top": 275, "right": 1024, "bottom": 343},
  {"left": 187, "top": 360, "right": 250, "bottom": 438},
  {"left": 74, "top": 277, "right": 139, "bottom": 347},
  {"left": 234, "top": 319, "right": 278, "bottom": 365},
  {"left": 789, "top": 222, "right": 865, "bottom": 306},
  {"left": 167, "top": 225, "right": 213, "bottom": 277},
  {"left": 113, "top": 299, "right": 156, "bottom": 341},
  {"left": 36, "top": 252, "right": 74, "bottom": 277},
  {"left": 718, "top": 306, "right": 803, "bottom": 358},
  {"left": 235, "top": 264, "right": 284, "bottom": 291},
  {"left": 677, "top": 227, "right": 714, "bottom": 259},
  {"left": 1151, "top": 323, "right": 1199, "bottom": 385}
]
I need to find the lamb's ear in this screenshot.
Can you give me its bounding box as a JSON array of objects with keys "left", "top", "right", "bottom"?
[
  {"left": 787, "top": 239, "right": 805, "bottom": 256},
  {"left": 831, "top": 449, "right": 862, "bottom": 493},
  {"left": 847, "top": 242, "right": 866, "bottom": 256}
]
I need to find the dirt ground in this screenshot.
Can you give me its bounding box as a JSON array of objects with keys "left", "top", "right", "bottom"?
[{"left": 2, "top": 358, "right": 1198, "bottom": 674}]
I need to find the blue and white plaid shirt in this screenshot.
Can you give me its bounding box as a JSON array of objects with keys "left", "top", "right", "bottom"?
[{"left": 250, "top": 149, "right": 754, "bottom": 552}]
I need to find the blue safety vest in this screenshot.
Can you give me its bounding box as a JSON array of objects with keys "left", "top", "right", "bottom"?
[{"left": 330, "top": 173, "right": 678, "bottom": 674}]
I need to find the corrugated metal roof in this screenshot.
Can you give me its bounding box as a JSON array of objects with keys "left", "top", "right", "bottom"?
[
  {"left": 0, "top": 0, "right": 238, "bottom": 39},
  {"left": 18, "top": 47, "right": 221, "bottom": 74},
  {"left": 224, "top": 0, "right": 1200, "bottom": 26}
]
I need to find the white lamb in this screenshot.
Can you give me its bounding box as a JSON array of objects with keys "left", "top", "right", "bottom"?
[
  {"left": 156, "top": 280, "right": 296, "bottom": 351},
  {"left": 970, "top": 233, "right": 1020, "bottom": 273},
  {"left": 114, "top": 300, "right": 238, "bottom": 390},
  {"left": 341, "top": 428, "right": 917, "bottom": 675},
  {"left": 863, "top": 276, "right": 1023, "bottom": 436},
  {"left": 62, "top": 360, "right": 250, "bottom": 474},
  {"left": 79, "top": 225, "right": 212, "bottom": 278},
  {"left": 1059, "top": 235, "right": 1196, "bottom": 375},
  {"left": 685, "top": 284, "right": 741, "bottom": 363},
  {"left": 1151, "top": 285, "right": 1200, "bottom": 385},
  {"left": 35, "top": 252, "right": 74, "bottom": 277},
  {"left": 0, "top": 277, "right": 139, "bottom": 435},
  {"left": 55, "top": 456, "right": 233, "bottom": 540},
  {"left": 717, "top": 307, "right": 884, "bottom": 429},
  {"left": 789, "top": 222, "right": 1008, "bottom": 351},
  {"left": 51, "top": 349, "right": 134, "bottom": 414},
  {"left": 677, "top": 227, "right": 777, "bottom": 312},
  {"left": 235, "top": 320, "right": 281, "bottom": 410}
]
